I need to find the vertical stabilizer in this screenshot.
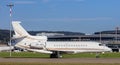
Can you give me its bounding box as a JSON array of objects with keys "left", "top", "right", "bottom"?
[{"left": 12, "top": 21, "right": 30, "bottom": 37}]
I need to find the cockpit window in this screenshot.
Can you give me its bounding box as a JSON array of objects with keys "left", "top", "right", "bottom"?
[{"left": 99, "top": 44, "right": 103, "bottom": 46}]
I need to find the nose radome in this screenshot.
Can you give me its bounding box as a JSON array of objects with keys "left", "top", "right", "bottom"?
[{"left": 106, "top": 47, "right": 112, "bottom": 52}]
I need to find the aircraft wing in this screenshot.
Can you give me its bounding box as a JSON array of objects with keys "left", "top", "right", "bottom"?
[{"left": 27, "top": 49, "right": 53, "bottom": 54}]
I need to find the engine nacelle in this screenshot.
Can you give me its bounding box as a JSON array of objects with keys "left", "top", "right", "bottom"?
[{"left": 30, "top": 43, "right": 44, "bottom": 49}]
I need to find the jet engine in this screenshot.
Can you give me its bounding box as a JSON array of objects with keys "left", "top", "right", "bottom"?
[{"left": 30, "top": 43, "right": 45, "bottom": 49}]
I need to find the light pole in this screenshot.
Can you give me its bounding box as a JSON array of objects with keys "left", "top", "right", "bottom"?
[
  {"left": 7, "top": 3, "right": 14, "bottom": 57},
  {"left": 100, "top": 32, "right": 102, "bottom": 43},
  {"left": 115, "top": 27, "right": 119, "bottom": 43}
]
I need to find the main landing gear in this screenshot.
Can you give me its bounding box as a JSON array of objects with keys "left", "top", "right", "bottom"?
[{"left": 50, "top": 51, "right": 62, "bottom": 58}]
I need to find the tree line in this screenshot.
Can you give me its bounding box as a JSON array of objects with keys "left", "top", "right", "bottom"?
[{"left": 0, "top": 29, "right": 85, "bottom": 44}]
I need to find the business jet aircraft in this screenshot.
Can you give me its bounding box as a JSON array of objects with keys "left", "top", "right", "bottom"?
[{"left": 12, "top": 21, "right": 111, "bottom": 58}]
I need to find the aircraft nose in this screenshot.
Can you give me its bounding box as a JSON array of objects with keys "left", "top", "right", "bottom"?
[{"left": 106, "top": 47, "right": 112, "bottom": 52}]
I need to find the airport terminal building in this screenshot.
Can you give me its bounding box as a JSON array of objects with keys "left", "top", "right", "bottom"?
[{"left": 38, "top": 30, "right": 120, "bottom": 52}]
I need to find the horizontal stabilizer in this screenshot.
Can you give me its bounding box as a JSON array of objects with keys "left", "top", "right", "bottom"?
[{"left": 0, "top": 46, "right": 14, "bottom": 51}]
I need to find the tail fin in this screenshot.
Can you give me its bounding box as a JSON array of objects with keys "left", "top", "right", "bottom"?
[{"left": 12, "top": 21, "right": 30, "bottom": 37}]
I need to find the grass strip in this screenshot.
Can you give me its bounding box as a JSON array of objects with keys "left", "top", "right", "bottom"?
[
  {"left": 0, "top": 52, "right": 120, "bottom": 58},
  {"left": 0, "top": 62, "right": 120, "bottom": 65}
]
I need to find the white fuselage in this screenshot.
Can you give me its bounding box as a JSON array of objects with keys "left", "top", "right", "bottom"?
[
  {"left": 14, "top": 37, "right": 111, "bottom": 53},
  {"left": 46, "top": 41, "right": 110, "bottom": 53}
]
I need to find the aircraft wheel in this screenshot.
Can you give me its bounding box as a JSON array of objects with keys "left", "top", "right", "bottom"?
[{"left": 50, "top": 51, "right": 61, "bottom": 58}]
